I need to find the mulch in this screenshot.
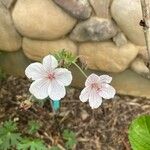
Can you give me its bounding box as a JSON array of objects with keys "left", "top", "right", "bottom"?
[{"left": 0, "top": 75, "right": 150, "bottom": 150}]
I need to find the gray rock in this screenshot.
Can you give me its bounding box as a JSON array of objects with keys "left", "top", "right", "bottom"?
[
  {"left": 113, "top": 32, "right": 127, "bottom": 47},
  {"left": 0, "top": 2, "right": 21, "bottom": 51},
  {"left": 0, "top": 0, "right": 16, "bottom": 8},
  {"left": 53, "top": 0, "right": 92, "bottom": 20},
  {"left": 70, "top": 17, "right": 118, "bottom": 42}
]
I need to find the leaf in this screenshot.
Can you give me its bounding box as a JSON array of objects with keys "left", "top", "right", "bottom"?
[
  {"left": 128, "top": 115, "right": 150, "bottom": 150},
  {"left": 17, "top": 138, "right": 48, "bottom": 150},
  {"left": 55, "top": 49, "right": 77, "bottom": 68},
  {"left": 28, "top": 120, "right": 41, "bottom": 134},
  {"left": 63, "top": 129, "right": 77, "bottom": 150},
  {"left": 0, "top": 120, "right": 22, "bottom": 150},
  {"left": 1, "top": 120, "right": 17, "bottom": 133}
]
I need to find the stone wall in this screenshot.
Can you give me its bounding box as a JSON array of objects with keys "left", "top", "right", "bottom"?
[{"left": 1, "top": 0, "right": 150, "bottom": 98}]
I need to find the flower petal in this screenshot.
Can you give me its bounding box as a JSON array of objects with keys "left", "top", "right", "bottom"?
[
  {"left": 25, "top": 62, "right": 47, "bottom": 80},
  {"left": 99, "top": 83, "right": 116, "bottom": 99},
  {"left": 89, "top": 90, "right": 102, "bottom": 109},
  {"left": 29, "top": 79, "right": 50, "bottom": 99},
  {"left": 54, "top": 68, "right": 72, "bottom": 86},
  {"left": 79, "top": 86, "right": 91, "bottom": 102},
  {"left": 42, "top": 55, "right": 58, "bottom": 72},
  {"left": 48, "top": 80, "right": 66, "bottom": 100},
  {"left": 85, "top": 73, "right": 100, "bottom": 86},
  {"left": 99, "top": 75, "right": 112, "bottom": 83}
]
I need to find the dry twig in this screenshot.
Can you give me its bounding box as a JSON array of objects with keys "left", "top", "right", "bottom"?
[{"left": 140, "top": 0, "right": 150, "bottom": 67}]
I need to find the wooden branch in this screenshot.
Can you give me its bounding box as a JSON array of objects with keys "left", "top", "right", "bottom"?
[{"left": 140, "top": 0, "right": 150, "bottom": 67}]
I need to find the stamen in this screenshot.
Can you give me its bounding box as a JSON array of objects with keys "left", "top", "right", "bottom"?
[
  {"left": 48, "top": 73, "right": 55, "bottom": 80},
  {"left": 91, "top": 83, "right": 101, "bottom": 91}
]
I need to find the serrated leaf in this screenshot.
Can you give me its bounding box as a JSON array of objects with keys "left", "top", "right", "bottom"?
[
  {"left": 0, "top": 121, "right": 21, "bottom": 150},
  {"left": 63, "top": 130, "right": 76, "bottom": 140},
  {"left": 0, "top": 133, "right": 22, "bottom": 150},
  {"left": 17, "top": 138, "right": 48, "bottom": 150},
  {"left": 128, "top": 115, "right": 150, "bottom": 150},
  {"left": 63, "top": 129, "right": 77, "bottom": 150},
  {"left": 0, "top": 120, "right": 17, "bottom": 133},
  {"left": 28, "top": 120, "right": 41, "bottom": 134},
  {"left": 55, "top": 49, "right": 77, "bottom": 68}
]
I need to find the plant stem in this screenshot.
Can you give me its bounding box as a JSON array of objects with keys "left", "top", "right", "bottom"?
[
  {"left": 140, "top": 0, "right": 150, "bottom": 67},
  {"left": 28, "top": 95, "right": 34, "bottom": 101},
  {"left": 50, "top": 100, "right": 56, "bottom": 114},
  {"left": 73, "top": 62, "right": 88, "bottom": 78}
]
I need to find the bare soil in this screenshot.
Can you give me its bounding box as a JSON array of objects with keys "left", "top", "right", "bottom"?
[{"left": 0, "top": 76, "right": 150, "bottom": 150}]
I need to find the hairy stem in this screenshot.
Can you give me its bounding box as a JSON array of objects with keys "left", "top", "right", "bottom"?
[{"left": 73, "top": 62, "right": 88, "bottom": 78}]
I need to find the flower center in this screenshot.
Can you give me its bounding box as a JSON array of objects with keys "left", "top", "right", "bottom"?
[
  {"left": 48, "top": 73, "right": 55, "bottom": 80},
  {"left": 91, "top": 83, "right": 101, "bottom": 91}
]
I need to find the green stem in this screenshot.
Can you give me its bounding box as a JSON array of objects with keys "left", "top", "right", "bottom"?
[{"left": 73, "top": 62, "right": 88, "bottom": 78}]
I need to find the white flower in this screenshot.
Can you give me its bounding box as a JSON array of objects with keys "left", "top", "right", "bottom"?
[
  {"left": 79, "top": 73, "right": 116, "bottom": 109},
  {"left": 25, "top": 55, "right": 72, "bottom": 100}
]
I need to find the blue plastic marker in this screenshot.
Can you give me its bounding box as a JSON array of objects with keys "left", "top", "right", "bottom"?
[{"left": 52, "top": 100, "right": 60, "bottom": 111}]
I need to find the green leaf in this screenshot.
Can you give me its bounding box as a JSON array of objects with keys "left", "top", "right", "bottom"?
[
  {"left": 0, "top": 120, "right": 22, "bottom": 150},
  {"left": 17, "top": 138, "right": 48, "bottom": 150},
  {"left": 128, "top": 115, "right": 150, "bottom": 150},
  {"left": 63, "top": 129, "right": 77, "bottom": 150},
  {"left": 55, "top": 49, "right": 77, "bottom": 68},
  {"left": 28, "top": 120, "right": 41, "bottom": 134},
  {"left": 1, "top": 120, "right": 17, "bottom": 133}
]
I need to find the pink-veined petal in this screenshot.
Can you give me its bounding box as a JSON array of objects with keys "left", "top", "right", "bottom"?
[
  {"left": 25, "top": 62, "right": 47, "bottom": 80},
  {"left": 48, "top": 80, "right": 66, "bottom": 100},
  {"left": 89, "top": 90, "right": 102, "bottom": 109},
  {"left": 42, "top": 55, "right": 58, "bottom": 72},
  {"left": 85, "top": 73, "right": 100, "bottom": 86},
  {"left": 29, "top": 79, "right": 50, "bottom": 99},
  {"left": 79, "top": 86, "right": 91, "bottom": 102},
  {"left": 54, "top": 68, "right": 72, "bottom": 86},
  {"left": 99, "top": 83, "right": 116, "bottom": 99},
  {"left": 99, "top": 75, "right": 112, "bottom": 83}
]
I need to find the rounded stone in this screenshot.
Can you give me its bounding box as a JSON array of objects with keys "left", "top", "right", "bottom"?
[
  {"left": 70, "top": 17, "right": 118, "bottom": 42},
  {"left": 113, "top": 32, "right": 128, "bottom": 47},
  {"left": 130, "top": 57, "right": 149, "bottom": 77},
  {"left": 137, "top": 46, "right": 149, "bottom": 62},
  {"left": 111, "top": 0, "right": 145, "bottom": 45},
  {"left": 53, "top": 0, "right": 92, "bottom": 20},
  {"left": 79, "top": 41, "right": 139, "bottom": 73},
  {"left": 12, "top": 0, "right": 77, "bottom": 40},
  {"left": 0, "top": 2, "right": 21, "bottom": 51},
  {"left": 23, "top": 38, "right": 77, "bottom": 61}
]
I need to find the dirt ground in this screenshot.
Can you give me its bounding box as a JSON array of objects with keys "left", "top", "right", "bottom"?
[{"left": 0, "top": 75, "right": 150, "bottom": 150}]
